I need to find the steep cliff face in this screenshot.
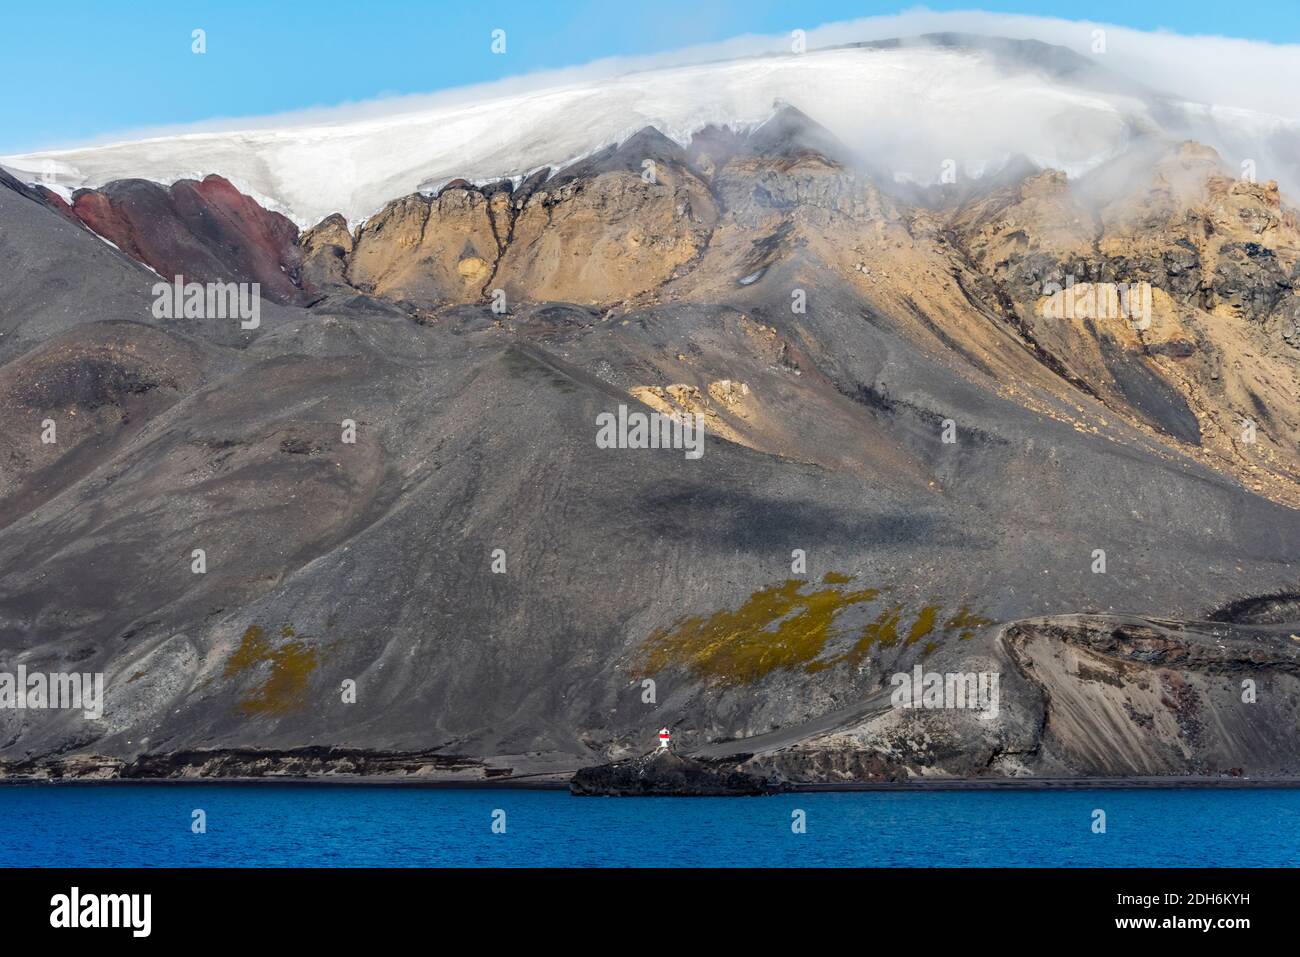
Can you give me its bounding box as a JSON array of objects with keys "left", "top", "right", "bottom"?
[
  {"left": 1002, "top": 614, "right": 1300, "bottom": 776},
  {"left": 344, "top": 186, "right": 502, "bottom": 306},
  {"left": 1, "top": 72, "right": 1298, "bottom": 783},
  {"left": 730, "top": 613, "right": 1300, "bottom": 783},
  {"left": 327, "top": 130, "right": 719, "bottom": 309},
  {"left": 944, "top": 143, "right": 1300, "bottom": 503}
]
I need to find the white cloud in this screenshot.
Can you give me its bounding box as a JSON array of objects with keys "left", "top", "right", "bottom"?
[
  {"left": 5, "top": 9, "right": 1297, "bottom": 225},
  {"left": 19, "top": 10, "right": 1300, "bottom": 148}
]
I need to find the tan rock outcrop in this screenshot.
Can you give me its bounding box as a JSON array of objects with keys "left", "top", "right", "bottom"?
[
  {"left": 492, "top": 168, "right": 717, "bottom": 305},
  {"left": 348, "top": 187, "right": 501, "bottom": 304}
]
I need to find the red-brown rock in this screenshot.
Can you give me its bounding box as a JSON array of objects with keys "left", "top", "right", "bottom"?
[{"left": 71, "top": 174, "right": 305, "bottom": 304}]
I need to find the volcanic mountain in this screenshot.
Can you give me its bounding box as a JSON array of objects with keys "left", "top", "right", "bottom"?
[{"left": 1, "top": 34, "right": 1298, "bottom": 783}]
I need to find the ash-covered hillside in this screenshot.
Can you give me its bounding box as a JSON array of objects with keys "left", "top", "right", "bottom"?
[{"left": 1, "top": 35, "right": 1297, "bottom": 783}]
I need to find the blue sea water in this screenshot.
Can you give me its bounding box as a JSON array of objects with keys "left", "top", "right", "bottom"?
[{"left": 1, "top": 785, "right": 1297, "bottom": 867}]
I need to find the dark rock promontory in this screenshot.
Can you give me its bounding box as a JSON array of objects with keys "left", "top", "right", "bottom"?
[{"left": 570, "top": 751, "right": 783, "bottom": 796}]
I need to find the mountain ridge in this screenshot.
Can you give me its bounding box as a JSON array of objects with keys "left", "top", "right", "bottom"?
[{"left": 0, "top": 38, "right": 1298, "bottom": 784}]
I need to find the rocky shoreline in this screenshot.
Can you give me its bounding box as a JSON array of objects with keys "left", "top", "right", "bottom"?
[
  {"left": 0, "top": 746, "right": 514, "bottom": 782},
  {"left": 570, "top": 751, "right": 786, "bottom": 796},
  {"left": 4, "top": 744, "right": 1300, "bottom": 792}
]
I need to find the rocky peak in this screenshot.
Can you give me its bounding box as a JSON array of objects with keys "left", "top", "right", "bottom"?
[
  {"left": 744, "top": 101, "right": 853, "bottom": 166},
  {"left": 69, "top": 174, "right": 305, "bottom": 304}
]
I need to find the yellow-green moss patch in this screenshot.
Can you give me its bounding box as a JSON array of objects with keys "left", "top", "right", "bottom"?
[
  {"left": 224, "top": 624, "right": 318, "bottom": 715},
  {"left": 637, "top": 578, "right": 879, "bottom": 685},
  {"left": 906, "top": 605, "right": 939, "bottom": 645},
  {"left": 945, "top": 605, "right": 994, "bottom": 641},
  {"left": 637, "top": 586, "right": 996, "bottom": 684}
]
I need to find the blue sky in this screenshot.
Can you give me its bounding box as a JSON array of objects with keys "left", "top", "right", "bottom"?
[{"left": 3, "top": 0, "right": 1299, "bottom": 153}]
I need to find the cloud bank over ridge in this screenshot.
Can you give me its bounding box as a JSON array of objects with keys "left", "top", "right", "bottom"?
[{"left": 5, "top": 9, "right": 1297, "bottom": 226}]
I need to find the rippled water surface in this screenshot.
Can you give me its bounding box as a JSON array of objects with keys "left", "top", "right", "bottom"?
[{"left": 2, "top": 785, "right": 1297, "bottom": 867}]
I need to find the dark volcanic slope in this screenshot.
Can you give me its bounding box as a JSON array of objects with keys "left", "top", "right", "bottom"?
[{"left": 0, "top": 110, "right": 1298, "bottom": 782}]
